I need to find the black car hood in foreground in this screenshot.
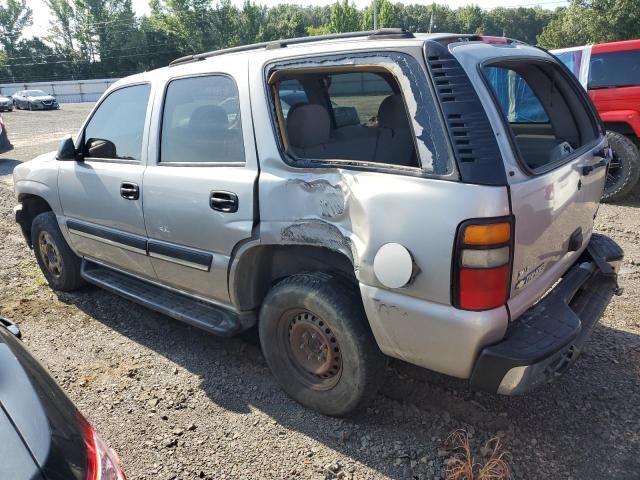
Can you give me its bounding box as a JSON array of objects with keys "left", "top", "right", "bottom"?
[{"left": 0, "top": 325, "right": 87, "bottom": 480}]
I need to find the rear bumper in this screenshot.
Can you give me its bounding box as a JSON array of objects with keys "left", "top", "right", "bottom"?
[{"left": 470, "top": 233, "right": 623, "bottom": 395}]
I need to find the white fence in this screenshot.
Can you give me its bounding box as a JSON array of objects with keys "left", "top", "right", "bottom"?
[{"left": 0, "top": 78, "right": 119, "bottom": 104}]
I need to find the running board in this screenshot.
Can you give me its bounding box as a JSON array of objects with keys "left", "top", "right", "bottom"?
[{"left": 81, "top": 260, "right": 241, "bottom": 337}]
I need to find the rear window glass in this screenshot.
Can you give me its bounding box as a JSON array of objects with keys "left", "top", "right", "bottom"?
[
  {"left": 589, "top": 51, "right": 640, "bottom": 89},
  {"left": 485, "top": 67, "right": 549, "bottom": 123},
  {"left": 483, "top": 62, "right": 597, "bottom": 172}
]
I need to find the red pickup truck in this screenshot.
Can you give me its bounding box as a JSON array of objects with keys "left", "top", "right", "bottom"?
[{"left": 553, "top": 39, "right": 640, "bottom": 201}]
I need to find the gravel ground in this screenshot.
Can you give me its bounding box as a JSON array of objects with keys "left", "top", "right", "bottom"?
[{"left": 1, "top": 104, "right": 639, "bottom": 480}]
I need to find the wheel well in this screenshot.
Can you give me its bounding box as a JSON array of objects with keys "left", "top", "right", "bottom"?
[
  {"left": 605, "top": 122, "right": 637, "bottom": 140},
  {"left": 231, "top": 245, "right": 358, "bottom": 313},
  {"left": 17, "top": 194, "right": 52, "bottom": 246}
]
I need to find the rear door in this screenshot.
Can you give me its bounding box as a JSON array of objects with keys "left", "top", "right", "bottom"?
[
  {"left": 142, "top": 61, "right": 258, "bottom": 305},
  {"left": 478, "top": 56, "right": 606, "bottom": 317}
]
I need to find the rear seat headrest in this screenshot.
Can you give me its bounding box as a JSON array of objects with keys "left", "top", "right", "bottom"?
[
  {"left": 378, "top": 94, "right": 408, "bottom": 130},
  {"left": 189, "top": 105, "right": 229, "bottom": 130},
  {"left": 287, "top": 103, "right": 330, "bottom": 148}
]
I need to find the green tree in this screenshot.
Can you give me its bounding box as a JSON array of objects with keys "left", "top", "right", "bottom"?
[
  {"left": 238, "top": 1, "right": 264, "bottom": 45},
  {"left": 361, "top": 0, "right": 398, "bottom": 29},
  {"left": 0, "top": 0, "right": 32, "bottom": 53},
  {"left": 539, "top": 0, "right": 640, "bottom": 48},
  {"left": 329, "top": 0, "right": 359, "bottom": 33}
]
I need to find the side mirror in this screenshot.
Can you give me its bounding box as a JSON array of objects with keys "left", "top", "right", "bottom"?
[
  {"left": 86, "top": 138, "right": 117, "bottom": 158},
  {"left": 56, "top": 135, "right": 79, "bottom": 161}
]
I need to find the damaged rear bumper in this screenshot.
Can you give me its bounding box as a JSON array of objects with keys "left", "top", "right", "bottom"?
[{"left": 470, "top": 233, "right": 623, "bottom": 395}]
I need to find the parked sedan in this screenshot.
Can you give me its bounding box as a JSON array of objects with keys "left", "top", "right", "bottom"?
[
  {"left": 0, "top": 95, "right": 13, "bottom": 111},
  {"left": 12, "top": 89, "right": 59, "bottom": 110},
  {"left": 0, "top": 317, "right": 127, "bottom": 480},
  {"left": 0, "top": 114, "right": 13, "bottom": 154}
]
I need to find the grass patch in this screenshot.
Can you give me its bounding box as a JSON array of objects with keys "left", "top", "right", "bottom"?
[{"left": 20, "top": 264, "right": 47, "bottom": 298}]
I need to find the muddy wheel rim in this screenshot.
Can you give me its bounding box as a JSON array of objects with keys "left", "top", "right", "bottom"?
[
  {"left": 38, "top": 231, "right": 63, "bottom": 279},
  {"left": 281, "top": 309, "right": 343, "bottom": 391}
]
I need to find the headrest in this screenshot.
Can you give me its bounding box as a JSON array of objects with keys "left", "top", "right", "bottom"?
[
  {"left": 378, "top": 94, "right": 408, "bottom": 129},
  {"left": 287, "top": 103, "right": 330, "bottom": 148},
  {"left": 189, "top": 105, "right": 229, "bottom": 130}
]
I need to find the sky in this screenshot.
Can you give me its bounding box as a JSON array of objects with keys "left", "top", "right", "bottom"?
[{"left": 26, "top": 0, "right": 569, "bottom": 38}]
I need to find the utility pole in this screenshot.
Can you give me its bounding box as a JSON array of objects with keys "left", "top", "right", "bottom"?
[
  {"left": 428, "top": 3, "right": 435, "bottom": 33},
  {"left": 373, "top": 0, "right": 378, "bottom": 30}
]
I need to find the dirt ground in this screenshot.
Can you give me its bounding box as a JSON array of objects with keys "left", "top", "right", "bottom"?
[{"left": 0, "top": 104, "right": 639, "bottom": 480}]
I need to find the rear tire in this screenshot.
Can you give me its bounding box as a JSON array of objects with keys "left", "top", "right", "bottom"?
[
  {"left": 602, "top": 131, "right": 640, "bottom": 202},
  {"left": 32, "top": 212, "right": 85, "bottom": 292},
  {"left": 259, "top": 272, "right": 386, "bottom": 416}
]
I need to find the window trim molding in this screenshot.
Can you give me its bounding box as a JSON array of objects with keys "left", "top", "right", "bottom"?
[
  {"left": 156, "top": 72, "right": 247, "bottom": 167},
  {"left": 263, "top": 50, "right": 454, "bottom": 179},
  {"left": 77, "top": 81, "right": 151, "bottom": 164},
  {"left": 478, "top": 56, "right": 602, "bottom": 176}
]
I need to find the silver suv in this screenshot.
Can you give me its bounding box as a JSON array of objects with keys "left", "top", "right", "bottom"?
[{"left": 13, "top": 30, "right": 623, "bottom": 415}]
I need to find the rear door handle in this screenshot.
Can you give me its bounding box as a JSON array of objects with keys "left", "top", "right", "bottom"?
[
  {"left": 583, "top": 146, "right": 612, "bottom": 175},
  {"left": 210, "top": 191, "right": 238, "bottom": 213},
  {"left": 120, "top": 182, "right": 139, "bottom": 200}
]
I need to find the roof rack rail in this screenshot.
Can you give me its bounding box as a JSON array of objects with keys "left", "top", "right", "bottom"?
[{"left": 169, "top": 28, "right": 415, "bottom": 67}]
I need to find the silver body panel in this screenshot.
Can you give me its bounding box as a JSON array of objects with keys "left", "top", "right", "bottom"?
[{"left": 12, "top": 35, "right": 606, "bottom": 380}]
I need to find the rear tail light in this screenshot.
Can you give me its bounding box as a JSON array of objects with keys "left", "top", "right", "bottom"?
[
  {"left": 453, "top": 217, "right": 514, "bottom": 311},
  {"left": 78, "top": 412, "right": 127, "bottom": 480}
]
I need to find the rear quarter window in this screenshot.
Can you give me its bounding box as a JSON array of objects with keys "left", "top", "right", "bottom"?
[{"left": 482, "top": 60, "right": 599, "bottom": 173}]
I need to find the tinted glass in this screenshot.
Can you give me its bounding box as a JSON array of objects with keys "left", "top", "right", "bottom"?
[
  {"left": 483, "top": 63, "right": 596, "bottom": 171},
  {"left": 589, "top": 50, "right": 640, "bottom": 89},
  {"left": 84, "top": 84, "right": 150, "bottom": 161},
  {"left": 161, "top": 75, "right": 245, "bottom": 164},
  {"left": 485, "top": 67, "right": 549, "bottom": 123}
]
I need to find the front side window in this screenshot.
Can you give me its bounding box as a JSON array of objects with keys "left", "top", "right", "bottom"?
[
  {"left": 84, "top": 84, "right": 150, "bottom": 161},
  {"left": 160, "top": 75, "right": 245, "bottom": 164},
  {"left": 589, "top": 50, "right": 640, "bottom": 89},
  {"left": 483, "top": 62, "right": 598, "bottom": 172}
]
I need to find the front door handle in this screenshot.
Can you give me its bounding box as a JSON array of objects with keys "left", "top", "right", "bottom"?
[
  {"left": 120, "top": 182, "right": 139, "bottom": 200},
  {"left": 210, "top": 191, "right": 238, "bottom": 213}
]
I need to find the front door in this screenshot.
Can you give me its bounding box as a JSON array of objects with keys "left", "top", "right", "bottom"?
[
  {"left": 142, "top": 68, "right": 258, "bottom": 305},
  {"left": 58, "top": 83, "right": 156, "bottom": 279}
]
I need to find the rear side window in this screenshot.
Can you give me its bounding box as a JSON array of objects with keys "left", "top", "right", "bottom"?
[
  {"left": 84, "top": 84, "right": 150, "bottom": 161},
  {"left": 328, "top": 72, "right": 395, "bottom": 127},
  {"left": 482, "top": 61, "right": 598, "bottom": 172},
  {"left": 272, "top": 69, "right": 419, "bottom": 168},
  {"left": 279, "top": 79, "right": 308, "bottom": 121},
  {"left": 160, "top": 75, "right": 245, "bottom": 164},
  {"left": 589, "top": 50, "right": 640, "bottom": 89}
]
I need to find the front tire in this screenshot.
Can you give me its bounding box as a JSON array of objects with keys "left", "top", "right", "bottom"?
[
  {"left": 259, "top": 272, "right": 386, "bottom": 416},
  {"left": 32, "top": 212, "right": 85, "bottom": 291},
  {"left": 602, "top": 131, "right": 640, "bottom": 202}
]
